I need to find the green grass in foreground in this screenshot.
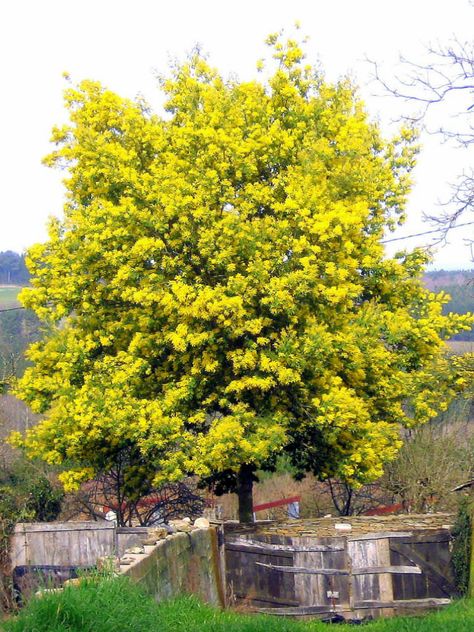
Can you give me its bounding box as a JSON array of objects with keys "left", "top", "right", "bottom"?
[{"left": 2, "top": 576, "right": 474, "bottom": 632}]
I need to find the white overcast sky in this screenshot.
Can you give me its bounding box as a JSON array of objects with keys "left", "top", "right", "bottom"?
[{"left": 1, "top": 0, "right": 473, "bottom": 269}]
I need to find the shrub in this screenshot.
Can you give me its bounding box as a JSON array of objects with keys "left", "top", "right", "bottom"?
[
  {"left": 0, "top": 459, "right": 63, "bottom": 612},
  {"left": 452, "top": 497, "right": 473, "bottom": 596}
]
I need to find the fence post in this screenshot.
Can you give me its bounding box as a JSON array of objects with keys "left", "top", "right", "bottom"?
[{"left": 469, "top": 504, "right": 474, "bottom": 598}]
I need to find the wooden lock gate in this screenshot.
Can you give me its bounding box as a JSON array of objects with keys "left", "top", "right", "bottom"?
[{"left": 224, "top": 520, "right": 455, "bottom": 618}]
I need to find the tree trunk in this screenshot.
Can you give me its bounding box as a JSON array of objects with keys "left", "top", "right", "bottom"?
[{"left": 237, "top": 464, "right": 254, "bottom": 523}]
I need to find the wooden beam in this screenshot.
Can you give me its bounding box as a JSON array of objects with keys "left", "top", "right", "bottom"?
[
  {"left": 355, "top": 598, "right": 451, "bottom": 609},
  {"left": 256, "top": 598, "right": 451, "bottom": 616},
  {"left": 227, "top": 544, "right": 292, "bottom": 558},
  {"left": 348, "top": 531, "right": 413, "bottom": 541},
  {"left": 15, "top": 522, "right": 115, "bottom": 533},
  {"left": 391, "top": 531, "right": 452, "bottom": 544},
  {"left": 377, "top": 536, "right": 394, "bottom": 617},
  {"left": 227, "top": 538, "right": 344, "bottom": 553},
  {"left": 255, "top": 562, "right": 420, "bottom": 575},
  {"left": 257, "top": 604, "right": 348, "bottom": 615},
  {"left": 255, "top": 562, "right": 349, "bottom": 575},
  {"left": 352, "top": 565, "right": 421, "bottom": 576}
]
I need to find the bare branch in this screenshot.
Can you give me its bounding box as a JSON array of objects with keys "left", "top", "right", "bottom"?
[{"left": 369, "top": 27, "right": 474, "bottom": 246}]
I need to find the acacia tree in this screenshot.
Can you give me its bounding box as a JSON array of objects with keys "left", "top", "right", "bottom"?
[{"left": 13, "top": 34, "right": 472, "bottom": 522}]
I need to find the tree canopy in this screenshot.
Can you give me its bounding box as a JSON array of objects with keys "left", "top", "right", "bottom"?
[{"left": 13, "top": 34, "right": 473, "bottom": 521}]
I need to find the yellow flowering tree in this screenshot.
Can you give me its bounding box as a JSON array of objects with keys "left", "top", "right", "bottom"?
[{"left": 14, "top": 35, "right": 473, "bottom": 522}]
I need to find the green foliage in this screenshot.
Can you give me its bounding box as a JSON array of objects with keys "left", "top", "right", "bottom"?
[
  {"left": 452, "top": 498, "right": 473, "bottom": 596},
  {"left": 3, "top": 577, "right": 474, "bottom": 632},
  {"left": 0, "top": 459, "right": 63, "bottom": 524},
  {"left": 0, "top": 459, "right": 63, "bottom": 611},
  {"left": 2, "top": 576, "right": 160, "bottom": 632}
]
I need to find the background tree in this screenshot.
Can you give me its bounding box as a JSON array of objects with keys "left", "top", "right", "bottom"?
[
  {"left": 0, "top": 252, "right": 29, "bottom": 286},
  {"left": 64, "top": 461, "right": 205, "bottom": 527},
  {"left": 0, "top": 455, "right": 63, "bottom": 611},
  {"left": 13, "top": 33, "right": 473, "bottom": 522},
  {"left": 370, "top": 9, "right": 474, "bottom": 245},
  {"left": 0, "top": 311, "right": 41, "bottom": 384}
]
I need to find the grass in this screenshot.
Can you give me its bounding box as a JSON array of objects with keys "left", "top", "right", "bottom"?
[
  {"left": 2, "top": 576, "right": 474, "bottom": 632},
  {"left": 0, "top": 287, "right": 22, "bottom": 310}
]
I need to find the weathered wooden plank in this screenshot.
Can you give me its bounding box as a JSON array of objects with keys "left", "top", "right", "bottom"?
[
  {"left": 348, "top": 532, "right": 413, "bottom": 542},
  {"left": 257, "top": 597, "right": 452, "bottom": 616},
  {"left": 257, "top": 604, "right": 348, "bottom": 615},
  {"left": 390, "top": 542, "right": 455, "bottom": 596},
  {"left": 347, "top": 538, "right": 381, "bottom": 618},
  {"left": 376, "top": 537, "right": 394, "bottom": 617},
  {"left": 15, "top": 522, "right": 114, "bottom": 533},
  {"left": 352, "top": 565, "right": 421, "bottom": 576},
  {"left": 355, "top": 598, "right": 451, "bottom": 609},
  {"left": 227, "top": 538, "right": 344, "bottom": 553},
  {"left": 392, "top": 532, "right": 452, "bottom": 545},
  {"left": 226, "top": 544, "right": 292, "bottom": 558},
  {"left": 255, "top": 562, "right": 349, "bottom": 576}
]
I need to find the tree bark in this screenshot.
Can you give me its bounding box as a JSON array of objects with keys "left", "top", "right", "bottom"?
[{"left": 237, "top": 464, "right": 254, "bottom": 523}]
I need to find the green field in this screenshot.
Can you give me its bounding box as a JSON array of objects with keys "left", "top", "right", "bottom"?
[
  {"left": 0, "top": 286, "right": 22, "bottom": 309},
  {"left": 2, "top": 577, "right": 474, "bottom": 632}
]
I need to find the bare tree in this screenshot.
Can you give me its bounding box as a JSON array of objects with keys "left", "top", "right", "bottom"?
[
  {"left": 321, "top": 479, "right": 395, "bottom": 517},
  {"left": 369, "top": 12, "right": 474, "bottom": 250},
  {"left": 384, "top": 423, "right": 474, "bottom": 513},
  {"left": 62, "top": 447, "right": 205, "bottom": 527}
]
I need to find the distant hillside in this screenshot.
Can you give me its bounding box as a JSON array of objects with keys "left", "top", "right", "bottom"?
[
  {"left": 423, "top": 269, "right": 474, "bottom": 290},
  {"left": 424, "top": 269, "right": 474, "bottom": 341}
]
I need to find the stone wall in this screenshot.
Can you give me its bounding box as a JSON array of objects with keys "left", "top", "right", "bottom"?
[{"left": 121, "top": 528, "right": 224, "bottom": 607}]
